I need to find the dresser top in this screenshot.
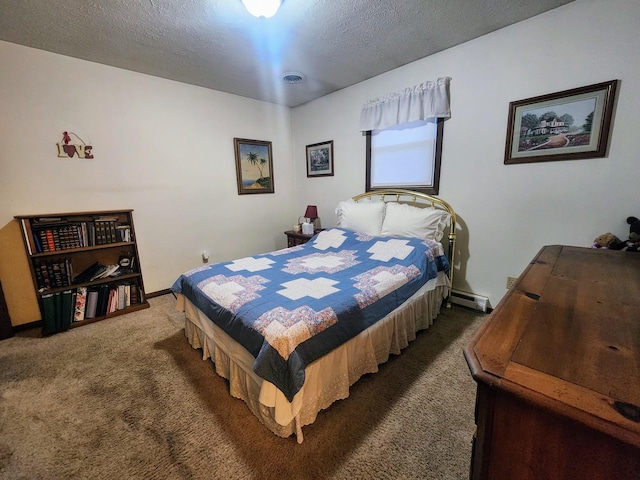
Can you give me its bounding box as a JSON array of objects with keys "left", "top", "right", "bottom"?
[{"left": 465, "top": 245, "right": 640, "bottom": 446}]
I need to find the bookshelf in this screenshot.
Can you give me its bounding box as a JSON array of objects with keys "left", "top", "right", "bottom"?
[{"left": 15, "top": 210, "right": 149, "bottom": 335}]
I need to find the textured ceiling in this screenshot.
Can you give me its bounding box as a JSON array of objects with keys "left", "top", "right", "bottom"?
[{"left": 0, "top": 0, "right": 575, "bottom": 107}]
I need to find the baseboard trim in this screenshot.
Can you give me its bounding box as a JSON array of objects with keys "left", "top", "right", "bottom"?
[
  {"left": 0, "top": 281, "right": 14, "bottom": 339},
  {"left": 12, "top": 320, "right": 43, "bottom": 333},
  {"left": 146, "top": 288, "right": 173, "bottom": 299}
]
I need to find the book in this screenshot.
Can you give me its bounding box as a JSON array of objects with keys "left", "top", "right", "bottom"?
[
  {"left": 34, "top": 217, "right": 63, "bottom": 223},
  {"left": 64, "top": 258, "right": 73, "bottom": 285},
  {"left": 60, "top": 289, "right": 74, "bottom": 331},
  {"left": 88, "top": 264, "right": 119, "bottom": 282},
  {"left": 41, "top": 293, "right": 56, "bottom": 335},
  {"left": 73, "top": 262, "right": 105, "bottom": 284},
  {"left": 94, "top": 217, "right": 119, "bottom": 245},
  {"left": 51, "top": 262, "right": 63, "bottom": 287},
  {"left": 52, "top": 228, "right": 61, "bottom": 250},
  {"left": 102, "top": 285, "right": 112, "bottom": 316},
  {"left": 130, "top": 284, "right": 139, "bottom": 305},
  {"left": 45, "top": 229, "right": 56, "bottom": 251},
  {"left": 95, "top": 284, "right": 110, "bottom": 317},
  {"left": 57, "top": 226, "right": 67, "bottom": 249},
  {"left": 46, "top": 262, "right": 56, "bottom": 287},
  {"left": 34, "top": 261, "right": 44, "bottom": 290},
  {"left": 74, "top": 287, "right": 87, "bottom": 321},
  {"left": 109, "top": 221, "right": 117, "bottom": 243},
  {"left": 87, "top": 222, "right": 96, "bottom": 246},
  {"left": 107, "top": 288, "right": 117, "bottom": 314},
  {"left": 53, "top": 291, "right": 63, "bottom": 332},
  {"left": 117, "top": 284, "right": 126, "bottom": 310},
  {"left": 59, "top": 261, "right": 68, "bottom": 287},
  {"left": 37, "top": 230, "right": 49, "bottom": 252},
  {"left": 33, "top": 231, "right": 43, "bottom": 253},
  {"left": 108, "top": 264, "right": 121, "bottom": 278},
  {"left": 89, "top": 265, "right": 109, "bottom": 282},
  {"left": 95, "top": 221, "right": 105, "bottom": 245},
  {"left": 80, "top": 222, "right": 88, "bottom": 247},
  {"left": 60, "top": 226, "right": 72, "bottom": 249},
  {"left": 73, "top": 225, "right": 82, "bottom": 248},
  {"left": 38, "top": 261, "right": 51, "bottom": 290},
  {"left": 116, "top": 225, "right": 132, "bottom": 242},
  {"left": 20, "top": 219, "right": 33, "bottom": 255},
  {"left": 85, "top": 289, "right": 99, "bottom": 319}
]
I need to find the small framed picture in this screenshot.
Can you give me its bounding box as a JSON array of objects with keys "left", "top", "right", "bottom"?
[
  {"left": 504, "top": 80, "right": 618, "bottom": 165},
  {"left": 234, "top": 138, "right": 274, "bottom": 194},
  {"left": 306, "top": 140, "right": 334, "bottom": 177}
]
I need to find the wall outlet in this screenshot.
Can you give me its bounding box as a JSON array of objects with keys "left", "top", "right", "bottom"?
[
  {"left": 202, "top": 250, "right": 209, "bottom": 263},
  {"left": 506, "top": 276, "right": 518, "bottom": 289}
]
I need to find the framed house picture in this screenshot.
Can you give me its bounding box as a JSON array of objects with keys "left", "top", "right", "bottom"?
[
  {"left": 306, "top": 140, "right": 334, "bottom": 177},
  {"left": 504, "top": 80, "right": 618, "bottom": 165},
  {"left": 234, "top": 138, "right": 274, "bottom": 194}
]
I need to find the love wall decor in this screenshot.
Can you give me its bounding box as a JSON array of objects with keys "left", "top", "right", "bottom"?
[{"left": 56, "top": 131, "right": 94, "bottom": 159}]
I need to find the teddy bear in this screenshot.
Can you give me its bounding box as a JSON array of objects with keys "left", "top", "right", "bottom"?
[
  {"left": 624, "top": 216, "right": 640, "bottom": 251},
  {"left": 627, "top": 216, "right": 640, "bottom": 242},
  {"left": 592, "top": 217, "right": 640, "bottom": 251},
  {"left": 592, "top": 232, "right": 625, "bottom": 249}
]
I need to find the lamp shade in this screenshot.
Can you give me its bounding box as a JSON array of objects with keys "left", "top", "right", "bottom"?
[
  {"left": 241, "top": 0, "right": 282, "bottom": 18},
  {"left": 304, "top": 205, "right": 318, "bottom": 220}
]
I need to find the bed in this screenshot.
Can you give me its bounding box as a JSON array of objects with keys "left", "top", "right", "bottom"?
[{"left": 171, "top": 189, "right": 456, "bottom": 443}]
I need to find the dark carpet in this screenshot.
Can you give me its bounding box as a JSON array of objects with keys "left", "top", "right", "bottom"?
[{"left": 0, "top": 294, "right": 485, "bottom": 479}]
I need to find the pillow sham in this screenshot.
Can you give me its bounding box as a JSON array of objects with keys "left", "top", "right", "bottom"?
[
  {"left": 381, "top": 202, "right": 450, "bottom": 241},
  {"left": 335, "top": 199, "right": 385, "bottom": 235}
]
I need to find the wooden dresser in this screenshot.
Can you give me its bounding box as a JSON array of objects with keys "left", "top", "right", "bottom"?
[{"left": 464, "top": 245, "right": 640, "bottom": 480}]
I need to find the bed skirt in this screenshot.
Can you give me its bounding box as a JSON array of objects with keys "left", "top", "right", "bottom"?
[{"left": 176, "top": 272, "right": 449, "bottom": 443}]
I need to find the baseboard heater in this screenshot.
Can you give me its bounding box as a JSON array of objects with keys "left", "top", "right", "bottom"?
[{"left": 450, "top": 289, "right": 489, "bottom": 313}]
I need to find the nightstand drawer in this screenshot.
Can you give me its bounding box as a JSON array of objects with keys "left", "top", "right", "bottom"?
[{"left": 284, "top": 230, "right": 314, "bottom": 246}]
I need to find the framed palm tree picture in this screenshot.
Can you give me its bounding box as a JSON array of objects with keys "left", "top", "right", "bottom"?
[{"left": 234, "top": 138, "right": 275, "bottom": 194}]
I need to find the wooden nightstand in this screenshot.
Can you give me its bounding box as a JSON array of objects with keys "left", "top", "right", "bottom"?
[{"left": 284, "top": 230, "right": 316, "bottom": 247}]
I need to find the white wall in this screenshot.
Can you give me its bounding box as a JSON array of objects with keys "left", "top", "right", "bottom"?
[
  {"left": 292, "top": 0, "right": 640, "bottom": 308},
  {"left": 0, "top": 41, "right": 297, "bottom": 324},
  {"left": 2, "top": 0, "right": 639, "bottom": 324}
]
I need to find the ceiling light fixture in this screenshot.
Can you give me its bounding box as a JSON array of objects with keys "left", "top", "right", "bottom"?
[{"left": 241, "top": 0, "right": 282, "bottom": 18}]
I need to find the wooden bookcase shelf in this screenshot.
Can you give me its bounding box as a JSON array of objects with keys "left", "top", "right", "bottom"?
[{"left": 15, "top": 209, "right": 149, "bottom": 335}]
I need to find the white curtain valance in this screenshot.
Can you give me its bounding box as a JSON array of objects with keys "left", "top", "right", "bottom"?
[{"left": 359, "top": 77, "right": 451, "bottom": 131}]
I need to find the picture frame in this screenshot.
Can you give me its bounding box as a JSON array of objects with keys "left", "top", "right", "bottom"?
[
  {"left": 504, "top": 80, "right": 618, "bottom": 165},
  {"left": 234, "top": 138, "right": 274, "bottom": 194},
  {"left": 306, "top": 140, "right": 334, "bottom": 177}
]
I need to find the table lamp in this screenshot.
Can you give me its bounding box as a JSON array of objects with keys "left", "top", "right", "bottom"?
[{"left": 303, "top": 205, "right": 319, "bottom": 234}]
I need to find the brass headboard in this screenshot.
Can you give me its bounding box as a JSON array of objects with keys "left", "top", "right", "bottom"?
[{"left": 351, "top": 189, "right": 456, "bottom": 306}]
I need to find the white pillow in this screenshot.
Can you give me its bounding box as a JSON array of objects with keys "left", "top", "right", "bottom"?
[
  {"left": 335, "top": 199, "right": 385, "bottom": 235},
  {"left": 381, "top": 202, "right": 450, "bottom": 241}
]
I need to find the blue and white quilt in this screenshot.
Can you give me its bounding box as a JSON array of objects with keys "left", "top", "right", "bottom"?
[{"left": 171, "top": 228, "right": 449, "bottom": 401}]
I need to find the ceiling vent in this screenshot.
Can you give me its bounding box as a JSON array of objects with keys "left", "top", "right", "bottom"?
[{"left": 283, "top": 72, "right": 305, "bottom": 84}]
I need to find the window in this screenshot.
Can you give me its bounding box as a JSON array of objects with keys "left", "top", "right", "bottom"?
[{"left": 365, "top": 118, "right": 444, "bottom": 195}]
